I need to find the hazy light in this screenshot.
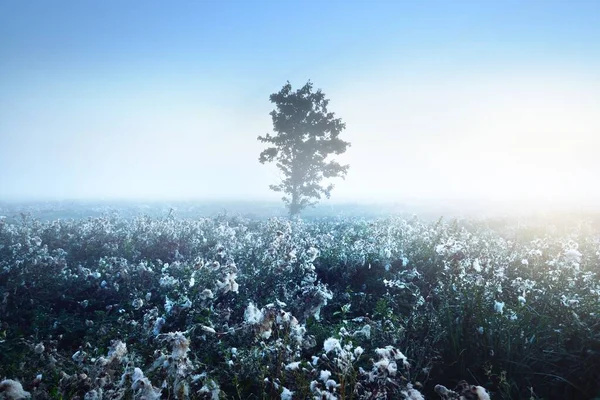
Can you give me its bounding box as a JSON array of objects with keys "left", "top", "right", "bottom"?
[{"left": 329, "top": 70, "right": 600, "bottom": 209}]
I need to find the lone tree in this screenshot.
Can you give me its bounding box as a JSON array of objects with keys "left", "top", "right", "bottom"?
[{"left": 258, "top": 81, "right": 350, "bottom": 216}]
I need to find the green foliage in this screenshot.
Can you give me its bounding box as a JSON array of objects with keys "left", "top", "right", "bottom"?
[
  {"left": 258, "top": 81, "right": 351, "bottom": 216},
  {"left": 0, "top": 213, "right": 599, "bottom": 399},
  {"left": 374, "top": 298, "right": 392, "bottom": 319},
  {"left": 305, "top": 315, "right": 335, "bottom": 348}
]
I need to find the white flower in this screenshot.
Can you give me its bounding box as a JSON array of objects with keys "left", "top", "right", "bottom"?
[
  {"left": 131, "top": 368, "right": 161, "bottom": 400},
  {"left": 403, "top": 383, "right": 425, "bottom": 400},
  {"left": 261, "top": 329, "right": 272, "bottom": 339},
  {"left": 564, "top": 248, "right": 582, "bottom": 264},
  {"left": 325, "top": 379, "right": 339, "bottom": 389},
  {"left": 132, "top": 299, "right": 144, "bottom": 310},
  {"left": 72, "top": 350, "right": 86, "bottom": 363},
  {"left": 353, "top": 325, "right": 371, "bottom": 339},
  {"left": 375, "top": 346, "right": 408, "bottom": 363},
  {"left": 275, "top": 299, "right": 287, "bottom": 307},
  {"left": 159, "top": 275, "right": 177, "bottom": 287},
  {"left": 306, "top": 247, "right": 320, "bottom": 262},
  {"left": 153, "top": 317, "right": 165, "bottom": 336},
  {"left": 0, "top": 379, "right": 30, "bottom": 400},
  {"left": 473, "top": 386, "right": 491, "bottom": 400},
  {"left": 107, "top": 340, "right": 127, "bottom": 362},
  {"left": 217, "top": 272, "right": 239, "bottom": 294},
  {"left": 164, "top": 297, "right": 174, "bottom": 313},
  {"left": 285, "top": 361, "right": 301, "bottom": 371},
  {"left": 309, "top": 380, "right": 319, "bottom": 392},
  {"left": 162, "top": 331, "right": 190, "bottom": 360},
  {"left": 374, "top": 358, "right": 392, "bottom": 372},
  {"left": 323, "top": 337, "right": 341, "bottom": 354},
  {"left": 280, "top": 387, "right": 293, "bottom": 400},
  {"left": 494, "top": 301, "right": 505, "bottom": 315},
  {"left": 386, "top": 361, "right": 398, "bottom": 375},
  {"left": 244, "top": 302, "right": 263, "bottom": 325},
  {"left": 34, "top": 342, "right": 45, "bottom": 354},
  {"left": 201, "top": 325, "right": 216, "bottom": 334},
  {"left": 319, "top": 370, "right": 331, "bottom": 382},
  {"left": 199, "top": 289, "right": 214, "bottom": 300}
]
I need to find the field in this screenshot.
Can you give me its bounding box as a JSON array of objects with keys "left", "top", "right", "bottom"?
[{"left": 0, "top": 204, "right": 599, "bottom": 399}]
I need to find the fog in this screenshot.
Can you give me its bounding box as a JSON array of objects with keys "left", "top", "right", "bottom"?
[{"left": 1, "top": 1, "right": 599, "bottom": 214}]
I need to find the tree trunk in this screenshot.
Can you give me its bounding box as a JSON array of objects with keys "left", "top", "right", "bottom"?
[{"left": 289, "top": 189, "right": 300, "bottom": 217}]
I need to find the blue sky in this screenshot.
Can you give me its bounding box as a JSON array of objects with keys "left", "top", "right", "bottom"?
[{"left": 1, "top": 1, "right": 599, "bottom": 207}]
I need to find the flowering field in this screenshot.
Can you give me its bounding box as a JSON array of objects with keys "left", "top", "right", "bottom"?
[{"left": 0, "top": 213, "right": 599, "bottom": 399}]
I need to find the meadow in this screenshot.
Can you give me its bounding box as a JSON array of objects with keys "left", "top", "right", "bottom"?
[{"left": 0, "top": 209, "right": 598, "bottom": 399}]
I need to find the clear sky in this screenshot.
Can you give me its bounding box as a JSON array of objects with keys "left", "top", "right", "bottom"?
[{"left": 1, "top": 0, "right": 599, "bottom": 208}]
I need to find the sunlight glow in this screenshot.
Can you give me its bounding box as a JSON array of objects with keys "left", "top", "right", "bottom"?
[{"left": 331, "top": 71, "right": 600, "bottom": 208}]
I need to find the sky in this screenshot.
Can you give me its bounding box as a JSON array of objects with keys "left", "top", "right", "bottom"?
[{"left": 1, "top": 0, "right": 599, "bottom": 209}]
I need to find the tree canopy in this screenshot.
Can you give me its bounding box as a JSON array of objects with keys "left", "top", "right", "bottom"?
[{"left": 258, "top": 81, "right": 350, "bottom": 216}]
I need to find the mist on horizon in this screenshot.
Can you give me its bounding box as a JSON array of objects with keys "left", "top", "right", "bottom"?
[{"left": 1, "top": 1, "right": 599, "bottom": 212}]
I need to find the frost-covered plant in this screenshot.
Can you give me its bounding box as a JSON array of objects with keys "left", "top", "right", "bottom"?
[
  {"left": 0, "top": 379, "right": 31, "bottom": 400},
  {"left": 0, "top": 212, "right": 598, "bottom": 399}
]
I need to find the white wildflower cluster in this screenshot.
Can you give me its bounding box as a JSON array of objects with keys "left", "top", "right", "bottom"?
[
  {"left": 383, "top": 278, "right": 408, "bottom": 289},
  {"left": 243, "top": 301, "right": 306, "bottom": 344},
  {"left": 244, "top": 302, "right": 264, "bottom": 325},
  {"left": 308, "top": 334, "right": 368, "bottom": 398},
  {"left": 302, "top": 283, "right": 333, "bottom": 321},
  {"left": 199, "top": 288, "right": 214, "bottom": 300},
  {"left": 216, "top": 272, "right": 239, "bottom": 294},
  {"left": 96, "top": 340, "right": 128, "bottom": 366},
  {"left": 197, "top": 376, "right": 221, "bottom": 400},
  {"left": 371, "top": 345, "right": 410, "bottom": 376},
  {"left": 0, "top": 379, "right": 31, "bottom": 399},
  {"left": 494, "top": 300, "right": 505, "bottom": 315},
  {"left": 1, "top": 209, "right": 598, "bottom": 399},
  {"left": 323, "top": 337, "right": 342, "bottom": 354},
  {"left": 306, "top": 246, "right": 320, "bottom": 263},
  {"left": 352, "top": 324, "right": 371, "bottom": 339},
  {"left": 310, "top": 329, "right": 421, "bottom": 399},
  {"left": 159, "top": 274, "right": 178, "bottom": 287},
  {"left": 147, "top": 331, "right": 198, "bottom": 397},
  {"left": 511, "top": 276, "right": 536, "bottom": 305},
  {"left": 129, "top": 367, "right": 161, "bottom": 400},
  {"left": 401, "top": 383, "right": 425, "bottom": 400},
  {"left": 162, "top": 331, "right": 190, "bottom": 361},
  {"left": 262, "top": 377, "right": 296, "bottom": 400},
  {"left": 164, "top": 295, "right": 192, "bottom": 315},
  {"left": 435, "top": 381, "right": 491, "bottom": 400},
  {"left": 131, "top": 298, "right": 144, "bottom": 310},
  {"left": 202, "top": 258, "right": 240, "bottom": 294}
]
